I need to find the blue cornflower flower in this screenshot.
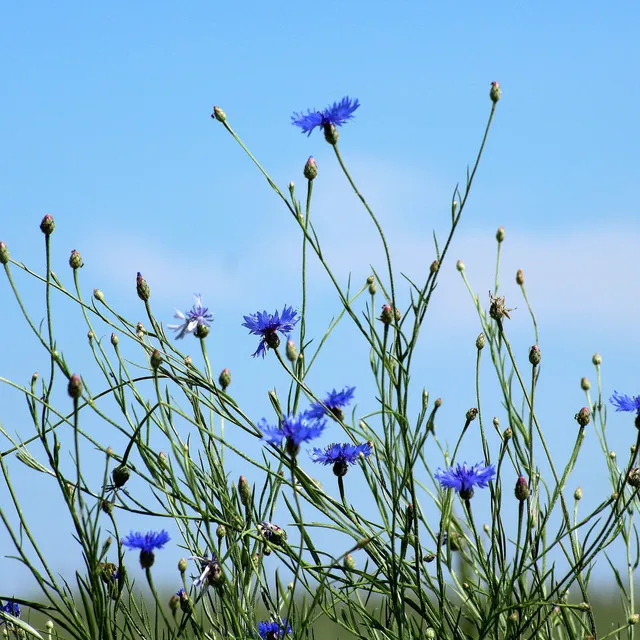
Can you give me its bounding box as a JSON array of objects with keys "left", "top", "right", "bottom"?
[
  {"left": 291, "top": 96, "right": 360, "bottom": 137},
  {"left": 191, "top": 553, "right": 225, "bottom": 588},
  {"left": 435, "top": 462, "right": 496, "bottom": 500},
  {"left": 257, "top": 619, "right": 292, "bottom": 639},
  {"left": 260, "top": 413, "right": 325, "bottom": 456},
  {"left": 168, "top": 294, "right": 214, "bottom": 339},
  {"left": 310, "top": 441, "right": 372, "bottom": 477},
  {"left": 307, "top": 386, "right": 356, "bottom": 421},
  {"left": 610, "top": 390, "right": 640, "bottom": 414},
  {"left": 122, "top": 530, "right": 170, "bottom": 569},
  {"left": 0, "top": 600, "right": 20, "bottom": 625},
  {"left": 242, "top": 306, "right": 299, "bottom": 357}
]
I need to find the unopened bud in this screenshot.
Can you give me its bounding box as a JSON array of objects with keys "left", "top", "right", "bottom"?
[
  {"left": 574, "top": 486, "right": 583, "bottom": 501},
  {"left": 451, "top": 201, "right": 458, "bottom": 217},
  {"left": 40, "top": 214, "right": 55, "bottom": 235},
  {"left": 575, "top": 407, "right": 590, "bottom": 427},
  {"left": 503, "top": 427, "right": 513, "bottom": 441},
  {"left": 111, "top": 333, "right": 119, "bottom": 347},
  {"left": 136, "top": 272, "right": 150, "bottom": 302},
  {"left": 434, "top": 397, "right": 442, "bottom": 408},
  {"left": 112, "top": 464, "right": 131, "bottom": 488},
  {"left": 476, "top": 333, "right": 486, "bottom": 350},
  {"left": 219, "top": 368, "right": 231, "bottom": 390},
  {"left": 609, "top": 450, "right": 616, "bottom": 459},
  {"left": 425, "top": 629, "right": 436, "bottom": 640},
  {"left": 238, "top": 475, "right": 251, "bottom": 507},
  {"left": 94, "top": 289, "right": 104, "bottom": 302},
  {"left": 216, "top": 524, "right": 227, "bottom": 539},
  {"left": 496, "top": 226, "right": 505, "bottom": 243},
  {"left": 466, "top": 408, "right": 478, "bottom": 422},
  {"left": 286, "top": 340, "right": 298, "bottom": 362},
  {"left": 515, "top": 476, "right": 530, "bottom": 501},
  {"left": 629, "top": 613, "right": 640, "bottom": 625},
  {"left": 368, "top": 281, "right": 377, "bottom": 295},
  {"left": 303, "top": 156, "right": 318, "bottom": 180},
  {"left": 580, "top": 377, "right": 590, "bottom": 391},
  {"left": 168, "top": 594, "right": 180, "bottom": 613},
  {"left": 430, "top": 260, "right": 439, "bottom": 274},
  {"left": 379, "top": 304, "right": 400, "bottom": 325},
  {"left": 0, "top": 241, "right": 10, "bottom": 264},
  {"left": 627, "top": 468, "right": 640, "bottom": 488},
  {"left": 490, "top": 81, "right": 501, "bottom": 103},
  {"left": 343, "top": 553, "right": 356, "bottom": 571},
  {"left": 456, "top": 260, "right": 465, "bottom": 272},
  {"left": 150, "top": 349, "right": 163, "bottom": 370},
  {"left": 492, "top": 416, "right": 500, "bottom": 429},
  {"left": 69, "top": 250, "right": 83, "bottom": 269},
  {"left": 592, "top": 353, "right": 602, "bottom": 366},
  {"left": 68, "top": 374, "right": 83, "bottom": 399},
  {"left": 422, "top": 389, "right": 429, "bottom": 411},
  {"left": 529, "top": 345, "right": 541, "bottom": 366},
  {"left": 212, "top": 105, "right": 227, "bottom": 122},
  {"left": 516, "top": 269, "right": 524, "bottom": 285},
  {"left": 178, "top": 557, "right": 187, "bottom": 573}
]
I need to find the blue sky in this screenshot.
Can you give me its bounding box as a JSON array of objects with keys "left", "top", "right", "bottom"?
[{"left": 2, "top": 1, "right": 640, "bottom": 597}]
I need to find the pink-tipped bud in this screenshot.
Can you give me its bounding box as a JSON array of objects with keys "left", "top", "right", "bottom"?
[
  {"left": 303, "top": 156, "right": 318, "bottom": 181},
  {"left": 69, "top": 249, "right": 83, "bottom": 270},
  {"left": 68, "top": 374, "right": 83, "bottom": 399},
  {"left": 490, "top": 81, "right": 501, "bottom": 103},
  {"left": 219, "top": 368, "right": 231, "bottom": 390},
  {"left": 575, "top": 407, "right": 590, "bottom": 427},
  {"left": 515, "top": 476, "right": 530, "bottom": 502},
  {"left": 40, "top": 214, "right": 55, "bottom": 235}
]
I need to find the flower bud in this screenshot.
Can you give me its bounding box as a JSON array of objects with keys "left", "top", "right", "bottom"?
[
  {"left": 168, "top": 594, "right": 180, "bottom": 613},
  {"left": 216, "top": 524, "right": 227, "bottom": 539},
  {"left": 136, "top": 272, "right": 150, "bottom": 302},
  {"left": 212, "top": 105, "right": 227, "bottom": 122},
  {"left": 286, "top": 339, "right": 298, "bottom": 362},
  {"left": 592, "top": 353, "right": 602, "bottom": 366},
  {"left": 178, "top": 589, "right": 193, "bottom": 614},
  {"left": 580, "top": 377, "right": 590, "bottom": 391},
  {"left": 451, "top": 201, "right": 458, "bottom": 218},
  {"left": 430, "top": 260, "right": 439, "bottom": 274},
  {"left": 515, "top": 476, "right": 530, "bottom": 501},
  {"left": 368, "top": 281, "right": 377, "bottom": 295},
  {"left": 575, "top": 407, "right": 590, "bottom": 427},
  {"left": 629, "top": 614, "right": 640, "bottom": 625},
  {"left": 529, "top": 345, "right": 541, "bottom": 366},
  {"left": 94, "top": 288, "right": 105, "bottom": 302},
  {"left": 0, "top": 241, "right": 10, "bottom": 265},
  {"left": 496, "top": 226, "right": 505, "bottom": 243},
  {"left": 434, "top": 397, "right": 442, "bottom": 408},
  {"left": 574, "top": 486, "right": 583, "bottom": 501},
  {"left": 466, "top": 408, "right": 478, "bottom": 422},
  {"left": 627, "top": 467, "right": 640, "bottom": 488},
  {"left": 68, "top": 374, "right": 83, "bottom": 399},
  {"left": 609, "top": 450, "right": 616, "bottom": 460},
  {"left": 238, "top": 475, "right": 251, "bottom": 507},
  {"left": 490, "top": 81, "right": 501, "bottom": 103},
  {"left": 425, "top": 629, "right": 436, "bottom": 640},
  {"left": 503, "top": 427, "right": 513, "bottom": 441},
  {"left": 343, "top": 553, "right": 356, "bottom": 571},
  {"left": 136, "top": 322, "right": 145, "bottom": 340},
  {"left": 456, "top": 260, "right": 465, "bottom": 272},
  {"left": 40, "top": 213, "right": 55, "bottom": 235},
  {"left": 476, "top": 333, "right": 486, "bottom": 350},
  {"left": 178, "top": 557, "right": 187, "bottom": 573},
  {"left": 69, "top": 249, "right": 83, "bottom": 269},
  {"left": 87, "top": 331, "right": 94, "bottom": 343},
  {"left": 112, "top": 464, "right": 131, "bottom": 488},
  {"left": 219, "top": 368, "right": 231, "bottom": 390},
  {"left": 111, "top": 333, "right": 119, "bottom": 347},
  {"left": 379, "top": 304, "right": 400, "bottom": 325},
  {"left": 150, "top": 349, "right": 163, "bottom": 371},
  {"left": 516, "top": 269, "right": 524, "bottom": 285},
  {"left": 422, "top": 389, "right": 429, "bottom": 411},
  {"left": 303, "top": 156, "right": 318, "bottom": 180}
]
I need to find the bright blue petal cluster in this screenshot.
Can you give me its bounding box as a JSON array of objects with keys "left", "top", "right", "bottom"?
[
  {"left": 122, "top": 530, "right": 170, "bottom": 552},
  {"left": 435, "top": 462, "right": 496, "bottom": 496},
  {"left": 310, "top": 442, "right": 372, "bottom": 465},
  {"left": 168, "top": 294, "right": 214, "bottom": 339},
  {"left": 307, "top": 386, "right": 356, "bottom": 420},
  {"left": 242, "top": 306, "right": 299, "bottom": 357},
  {"left": 0, "top": 600, "right": 20, "bottom": 624},
  {"left": 291, "top": 96, "right": 360, "bottom": 136},
  {"left": 610, "top": 390, "right": 640, "bottom": 413},
  {"left": 258, "top": 620, "right": 292, "bottom": 639},
  {"left": 260, "top": 413, "right": 326, "bottom": 447}
]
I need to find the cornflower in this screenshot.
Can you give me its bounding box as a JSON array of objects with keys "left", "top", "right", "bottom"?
[
  {"left": 168, "top": 294, "right": 213, "bottom": 339},
  {"left": 242, "top": 306, "right": 299, "bottom": 357}
]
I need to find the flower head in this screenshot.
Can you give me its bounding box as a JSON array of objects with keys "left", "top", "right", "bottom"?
[
  {"left": 191, "top": 553, "right": 225, "bottom": 588},
  {"left": 257, "top": 619, "right": 292, "bottom": 639},
  {"left": 260, "top": 414, "right": 325, "bottom": 447},
  {"left": 307, "top": 386, "right": 356, "bottom": 421},
  {"left": 242, "top": 306, "right": 299, "bottom": 358},
  {"left": 122, "top": 530, "right": 170, "bottom": 568},
  {"left": 435, "top": 462, "right": 496, "bottom": 500},
  {"left": 168, "top": 295, "right": 213, "bottom": 339},
  {"left": 310, "top": 442, "right": 372, "bottom": 477},
  {"left": 610, "top": 391, "right": 640, "bottom": 414},
  {"left": 291, "top": 96, "right": 360, "bottom": 136},
  {"left": 0, "top": 600, "right": 21, "bottom": 625}
]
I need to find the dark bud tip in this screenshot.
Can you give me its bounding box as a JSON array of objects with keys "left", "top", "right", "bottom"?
[
  {"left": 40, "top": 214, "right": 55, "bottom": 235},
  {"left": 136, "top": 272, "right": 150, "bottom": 302},
  {"left": 68, "top": 374, "right": 83, "bottom": 399},
  {"left": 112, "top": 464, "right": 131, "bottom": 488}
]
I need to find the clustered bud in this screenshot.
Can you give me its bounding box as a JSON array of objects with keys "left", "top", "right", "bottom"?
[
  {"left": 529, "top": 345, "right": 541, "bottom": 366},
  {"left": 303, "top": 156, "right": 318, "bottom": 180},
  {"left": 574, "top": 407, "right": 591, "bottom": 427}
]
